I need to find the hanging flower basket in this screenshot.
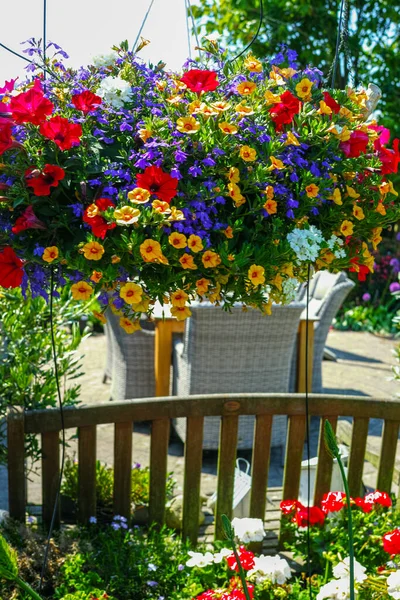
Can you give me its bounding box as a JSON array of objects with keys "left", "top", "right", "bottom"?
[{"left": 0, "top": 39, "right": 399, "bottom": 330}]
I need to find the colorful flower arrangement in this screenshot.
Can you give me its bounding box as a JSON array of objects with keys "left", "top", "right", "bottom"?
[{"left": 0, "top": 39, "right": 399, "bottom": 330}]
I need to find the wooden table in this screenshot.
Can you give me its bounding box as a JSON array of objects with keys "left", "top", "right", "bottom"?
[{"left": 152, "top": 303, "right": 318, "bottom": 397}]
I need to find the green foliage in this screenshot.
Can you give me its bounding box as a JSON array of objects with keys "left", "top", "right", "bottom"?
[
  {"left": 192, "top": 0, "right": 400, "bottom": 140},
  {"left": 334, "top": 303, "right": 399, "bottom": 335},
  {"left": 0, "top": 288, "right": 86, "bottom": 464},
  {"left": 0, "top": 532, "right": 18, "bottom": 580}
]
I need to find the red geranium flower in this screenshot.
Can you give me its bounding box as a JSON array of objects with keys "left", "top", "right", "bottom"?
[
  {"left": 72, "top": 90, "right": 102, "bottom": 114},
  {"left": 269, "top": 90, "right": 301, "bottom": 131},
  {"left": 364, "top": 490, "right": 392, "bottom": 508},
  {"left": 321, "top": 491, "right": 346, "bottom": 514},
  {"left": 295, "top": 506, "right": 325, "bottom": 527},
  {"left": 136, "top": 165, "right": 178, "bottom": 203},
  {"left": 226, "top": 547, "right": 255, "bottom": 572},
  {"left": 354, "top": 497, "right": 373, "bottom": 513},
  {"left": 12, "top": 205, "right": 46, "bottom": 234},
  {"left": 0, "top": 246, "right": 24, "bottom": 288},
  {"left": 9, "top": 79, "right": 54, "bottom": 125},
  {"left": 40, "top": 116, "right": 82, "bottom": 151},
  {"left": 0, "top": 121, "right": 13, "bottom": 155},
  {"left": 323, "top": 91, "right": 341, "bottom": 114},
  {"left": 25, "top": 164, "right": 65, "bottom": 196},
  {"left": 383, "top": 529, "right": 400, "bottom": 555},
  {"left": 340, "top": 130, "right": 369, "bottom": 158},
  {"left": 229, "top": 585, "right": 254, "bottom": 600},
  {"left": 181, "top": 69, "right": 219, "bottom": 93},
  {"left": 280, "top": 499, "right": 304, "bottom": 515},
  {"left": 378, "top": 139, "right": 400, "bottom": 175}
]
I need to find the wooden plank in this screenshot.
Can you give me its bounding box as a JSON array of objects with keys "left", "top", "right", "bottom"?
[
  {"left": 250, "top": 414, "right": 272, "bottom": 519},
  {"left": 42, "top": 431, "right": 60, "bottom": 529},
  {"left": 182, "top": 416, "right": 204, "bottom": 544},
  {"left": 7, "top": 407, "right": 26, "bottom": 522},
  {"left": 149, "top": 418, "right": 170, "bottom": 524},
  {"left": 314, "top": 416, "right": 338, "bottom": 505},
  {"left": 113, "top": 422, "right": 132, "bottom": 519},
  {"left": 297, "top": 320, "right": 315, "bottom": 393},
  {"left": 215, "top": 415, "right": 239, "bottom": 540},
  {"left": 377, "top": 420, "right": 400, "bottom": 493},
  {"left": 347, "top": 417, "right": 369, "bottom": 498},
  {"left": 282, "top": 415, "right": 306, "bottom": 501},
  {"left": 78, "top": 425, "right": 97, "bottom": 524},
  {"left": 154, "top": 321, "right": 175, "bottom": 397}
]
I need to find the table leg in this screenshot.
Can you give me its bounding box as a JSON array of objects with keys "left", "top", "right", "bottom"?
[
  {"left": 297, "top": 320, "right": 315, "bottom": 393},
  {"left": 155, "top": 320, "right": 174, "bottom": 397}
]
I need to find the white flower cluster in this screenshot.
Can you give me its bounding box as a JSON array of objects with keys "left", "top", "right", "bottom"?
[
  {"left": 317, "top": 557, "right": 367, "bottom": 600},
  {"left": 92, "top": 50, "right": 119, "bottom": 68},
  {"left": 248, "top": 555, "right": 292, "bottom": 585},
  {"left": 287, "top": 226, "right": 324, "bottom": 262},
  {"left": 327, "top": 234, "right": 346, "bottom": 259},
  {"left": 282, "top": 277, "right": 300, "bottom": 303},
  {"left": 186, "top": 548, "right": 232, "bottom": 568},
  {"left": 231, "top": 517, "right": 265, "bottom": 543},
  {"left": 97, "top": 76, "right": 133, "bottom": 108},
  {"left": 387, "top": 570, "right": 400, "bottom": 599}
]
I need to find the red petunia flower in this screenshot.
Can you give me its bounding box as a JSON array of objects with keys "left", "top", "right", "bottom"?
[
  {"left": 9, "top": 79, "right": 54, "bottom": 125},
  {"left": 12, "top": 205, "right": 46, "bottom": 234},
  {"left": 321, "top": 491, "right": 346, "bottom": 514},
  {"left": 72, "top": 90, "right": 102, "bottom": 114},
  {"left": 280, "top": 499, "right": 304, "bottom": 515},
  {"left": 136, "top": 165, "right": 178, "bottom": 204},
  {"left": 378, "top": 139, "right": 400, "bottom": 175},
  {"left": 323, "top": 91, "right": 341, "bottom": 114},
  {"left": 383, "top": 529, "right": 400, "bottom": 555},
  {"left": 226, "top": 547, "right": 255, "bottom": 572},
  {"left": 181, "top": 69, "right": 219, "bottom": 93},
  {"left": 349, "top": 257, "right": 370, "bottom": 282},
  {"left": 0, "top": 121, "right": 13, "bottom": 155},
  {"left": 340, "top": 130, "right": 369, "bottom": 158},
  {"left": 40, "top": 115, "right": 82, "bottom": 151},
  {"left": 83, "top": 198, "right": 116, "bottom": 239},
  {"left": 295, "top": 506, "right": 325, "bottom": 527},
  {"left": 0, "top": 78, "right": 18, "bottom": 94},
  {"left": 25, "top": 164, "right": 65, "bottom": 196},
  {"left": 269, "top": 90, "right": 301, "bottom": 131},
  {"left": 0, "top": 246, "right": 24, "bottom": 288},
  {"left": 368, "top": 124, "right": 391, "bottom": 150}
]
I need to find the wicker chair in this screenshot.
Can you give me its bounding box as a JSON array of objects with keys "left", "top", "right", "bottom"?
[
  {"left": 172, "top": 302, "right": 305, "bottom": 451},
  {"left": 291, "top": 272, "right": 355, "bottom": 392},
  {"left": 105, "top": 310, "right": 156, "bottom": 401}
]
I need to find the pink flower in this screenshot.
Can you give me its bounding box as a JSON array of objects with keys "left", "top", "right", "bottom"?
[
  {"left": 0, "top": 78, "right": 18, "bottom": 94},
  {"left": 12, "top": 205, "right": 46, "bottom": 234}
]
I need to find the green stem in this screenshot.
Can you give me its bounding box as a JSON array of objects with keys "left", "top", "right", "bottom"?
[
  {"left": 323, "top": 557, "right": 330, "bottom": 584},
  {"left": 230, "top": 543, "right": 252, "bottom": 600},
  {"left": 14, "top": 576, "right": 43, "bottom": 600},
  {"left": 337, "top": 457, "right": 355, "bottom": 600}
]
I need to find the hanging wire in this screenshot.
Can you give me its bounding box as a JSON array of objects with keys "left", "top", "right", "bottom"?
[
  {"left": 186, "top": 0, "right": 203, "bottom": 60},
  {"left": 184, "top": 0, "right": 193, "bottom": 59},
  {"left": 330, "top": 0, "right": 346, "bottom": 87},
  {"left": 132, "top": 0, "right": 156, "bottom": 53},
  {"left": 304, "top": 265, "right": 312, "bottom": 599},
  {"left": 0, "top": 42, "right": 32, "bottom": 64},
  {"left": 43, "top": 0, "right": 47, "bottom": 79},
  {"left": 230, "top": 0, "right": 264, "bottom": 62}
]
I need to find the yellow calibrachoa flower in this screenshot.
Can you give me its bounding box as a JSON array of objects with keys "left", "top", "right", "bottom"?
[
  {"left": 264, "top": 199, "right": 278, "bottom": 215},
  {"left": 285, "top": 131, "right": 300, "bottom": 146},
  {"left": 168, "top": 232, "right": 187, "bottom": 249},
  {"left": 218, "top": 122, "right": 238, "bottom": 135},
  {"left": 380, "top": 181, "right": 398, "bottom": 197},
  {"left": 179, "top": 254, "right": 197, "bottom": 270},
  {"left": 228, "top": 182, "right": 243, "bottom": 201},
  {"left": 82, "top": 241, "right": 105, "bottom": 261},
  {"left": 187, "top": 99, "right": 202, "bottom": 114},
  {"left": 248, "top": 264, "right": 265, "bottom": 286},
  {"left": 346, "top": 186, "right": 360, "bottom": 199},
  {"left": 42, "top": 246, "right": 59, "bottom": 263},
  {"left": 295, "top": 78, "right": 313, "bottom": 99},
  {"left": 224, "top": 226, "right": 234, "bottom": 239},
  {"left": 93, "top": 311, "right": 107, "bottom": 324},
  {"left": 281, "top": 67, "right": 297, "bottom": 78},
  {"left": 316, "top": 249, "right": 335, "bottom": 269},
  {"left": 211, "top": 100, "right": 231, "bottom": 112},
  {"left": 336, "top": 126, "right": 351, "bottom": 142},
  {"left": 263, "top": 185, "right": 274, "bottom": 201},
  {"left": 140, "top": 239, "right": 163, "bottom": 262},
  {"left": 111, "top": 255, "right": 121, "bottom": 264},
  {"left": 128, "top": 187, "right": 151, "bottom": 204},
  {"left": 196, "top": 104, "right": 218, "bottom": 117},
  {"left": 243, "top": 55, "right": 262, "bottom": 72},
  {"left": 202, "top": 250, "right": 221, "bottom": 268},
  {"left": 269, "top": 68, "right": 285, "bottom": 85},
  {"left": 120, "top": 282, "right": 143, "bottom": 305},
  {"left": 239, "top": 146, "right": 257, "bottom": 161},
  {"left": 237, "top": 80, "right": 257, "bottom": 95},
  {"left": 131, "top": 296, "right": 151, "bottom": 313},
  {"left": 114, "top": 206, "right": 140, "bottom": 225},
  {"left": 176, "top": 116, "right": 200, "bottom": 134},
  {"left": 208, "top": 282, "right": 222, "bottom": 303},
  {"left": 86, "top": 203, "right": 99, "bottom": 218},
  {"left": 234, "top": 195, "right": 246, "bottom": 207},
  {"left": 267, "top": 156, "right": 285, "bottom": 170},
  {"left": 119, "top": 317, "right": 141, "bottom": 334},
  {"left": 152, "top": 200, "right": 171, "bottom": 214},
  {"left": 339, "top": 106, "right": 353, "bottom": 120},
  {"left": 227, "top": 167, "right": 240, "bottom": 183},
  {"left": 329, "top": 188, "right": 342, "bottom": 205},
  {"left": 281, "top": 263, "right": 294, "bottom": 277},
  {"left": 271, "top": 273, "right": 283, "bottom": 291},
  {"left": 340, "top": 220, "right": 354, "bottom": 236},
  {"left": 376, "top": 201, "right": 386, "bottom": 216},
  {"left": 168, "top": 207, "right": 185, "bottom": 221},
  {"left": 196, "top": 278, "right": 210, "bottom": 295},
  {"left": 138, "top": 128, "right": 152, "bottom": 142},
  {"left": 170, "top": 306, "right": 192, "bottom": 321},
  {"left": 318, "top": 101, "right": 332, "bottom": 115},
  {"left": 170, "top": 289, "right": 189, "bottom": 307},
  {"left": 371, "top": 227, "right": 383, "bottom": 250},
  {"left": 235, "top": 102, "right": 254, "bottom": 116},
  {"left": 71, "top": 281, "right": 94, "bottom": 301},
  {"left": 90, "top": 270, "right": 103, "bottom": 283},
  {"left": 305, "top": 184, "right": 319, "bottom": 198},
  {"left": 353, "top": 205, "right": 365, "bottom": 220},
  {"left": 187, "top": 234, "right": 203, "bottom": 252},
  {"left": 264, "top": 90, "right": 281, "bottom": 105}
]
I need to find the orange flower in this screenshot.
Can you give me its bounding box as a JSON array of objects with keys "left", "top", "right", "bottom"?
[
  {"left": 140, "top": 239, "right": 163, "bottom": 262},
  {"left": 42, "top": 246, "right": 59, "bottom": 263},
  {"left": 90, "top": 270, "right": 103, "bottom": 283},
  {"left": 82, "top": 241, "right": 105, "bottom": 261},
  {"left": 239, "top": 145, "right": 257, "bottom": 162},
  {"left": 263, "top": 185, "right": 274, "bottom": 201},
  {"left": 152, "top": 200, "right": 171, "bottom": 214},
  {"left": 138, "top": 128, "right": 152, "bottom": 142},
  {"left": 235, "top": 102, "right": 254, "bottom": 116},
  {"left": 340, "top": 220, "right": 354, "bottom": 236},
  {"left": 329, "top": 188, "right": 342, "bottom": 205},
  {"left": 85, "top": 203, "right": 99, "bottom": 218},
  {"left": 237, "top": 80, "right": 257, "bottom": 95},
  {"left": 176, "top": 116, "right": 200, "bottom": 134},
  {"left": 170, "top": 305, "right": 192, "bottom": 321},
  {"left": 128, "top": 187, "right": 151, "bottom": 204},
  {"left": 218, "top": 122, "right": 238, "bottom": 135},
  {"left": 371, "top": 227, "right": 383, "bottom": 251},
  {"left": 168, "top": 232, "right": 187, "bottom": 248},
  {"left": 267, "top": 156, "right": 285, "bottom": 170},
  {"left": 179, "top": 253, "right": 197, "bottom": 270},
  {"left": 187, "top": 234, "right": 203, "bottom": 252},
  {"left": 243, "top": 55, "right": 262, "bottom": 73},
  {"left": 93, "top": 311, "right": 107, "bottom": 324},
  {"left": 71, "top": 281, "right": 94, "bottom": 301},
  {"left": 227, "top": 167, "right": 240, "bottom": 183},
  {"left": 120, "top": 282, "right": 143, "bottom": 305},
  {"left": 202, "top": 250, "right": 221, "bottom": 268},
  {"left": 211, "top": 100, "right": 231, "bottom": 112},
  {"left": 353, "top": 205, "right": 365, "bottom": 220},
  {"left": 228, "top": 183, "right": 243, "bottom": 201},
  {"left": 305, "top": 184, "right": 319, "bottom": 198},
  {"left": 196, "top": 278, "right": 210, "bottom": 295},
  {"left": 264, "top": 199, "right": 277, "bottom": 215},
  {"left": 224, "top": 226, "right": 234, "bottom": 238},
  {"left": 376, "top": 202, "right": 386, "bottom": 216},
  {"left": 248, "top": 264, "right": 265, "bottom": 286},
  {"left": 170, "top": 289, "right": 188, "bottom": 307},
  {"left": 119, "top": 317, "right": 141, "bottom": 334}
]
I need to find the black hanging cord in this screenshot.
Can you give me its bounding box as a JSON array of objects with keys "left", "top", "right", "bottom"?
[
  {"left": 330, "top": 0, "right": 346, "bottom": 87},
  {"left": 39, "top": 267, "right": 66, "bottom": 592},
  {"left": 230, "top": 0, "right": 264, "bottom": 62},
  {"left": 0, "top": 42, "right": 32, "bottom": 64},
  {"left": 304, "top": 265, "right": 312, "bottom": 598},
  {"left": 43, "top": 0, "right": 48, "bottom": 80}
]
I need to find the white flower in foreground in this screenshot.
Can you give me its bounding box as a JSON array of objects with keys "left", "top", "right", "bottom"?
[
  {"left": 92, "top": 50, "right": 120, "bottom": 68},
  {"left": 316, "top": 577, "right": 351, "bottom": 600},
  {"left": 186, "top": 551, "right": 214, "bottom": 568},
  {"left": 287, "top": 226, "right": 324, "bottom": 262},
  {"left": 213, "top": 548, "right": 232, "bottom": 563},
  {"left": 97, "top": 76, "right": 133, "bottom": 109},
  {"left": 248, "top": 555, "right": 291, "bottom": 585},
  {"left": 231, "top": 517, "right": 265, "bottom": 543},
  {"left": 333, "top": 557, "right": 367, "bottom": 583},
  {"left": 387, "top": 570, "right": 400, "bottom": 599},
  {"left": 282, "top": 277, "right": 300, "bottom": 303}
]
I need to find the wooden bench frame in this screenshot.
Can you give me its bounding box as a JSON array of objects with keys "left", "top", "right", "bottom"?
[{"left": 7, "top": 393, "right": 400, "bottom": 544}]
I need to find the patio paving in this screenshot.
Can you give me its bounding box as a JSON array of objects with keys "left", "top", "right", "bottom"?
[{"left": 0, "top": 329, "right": 398, "bottom": 513}]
